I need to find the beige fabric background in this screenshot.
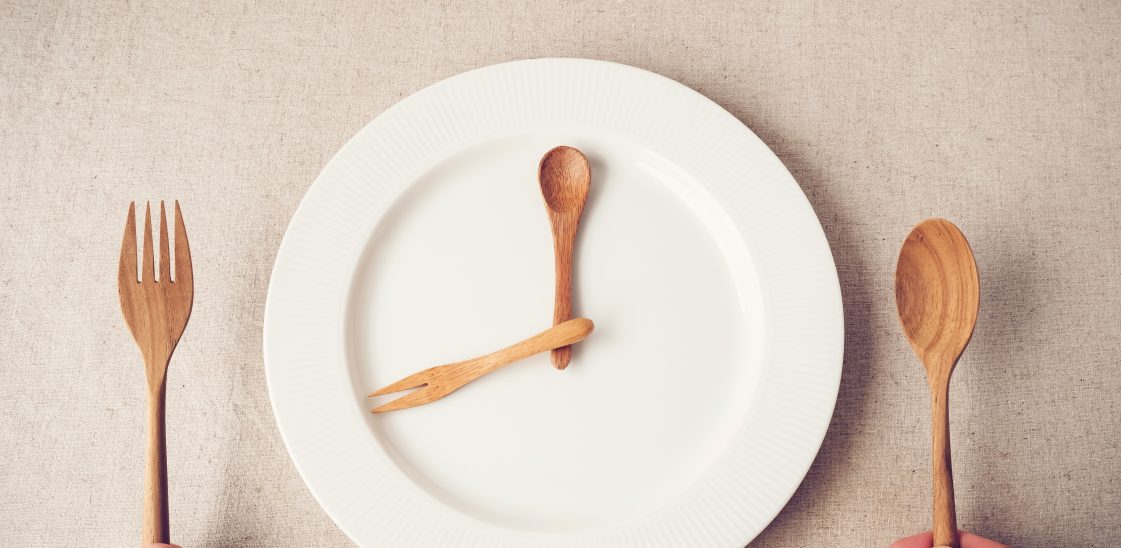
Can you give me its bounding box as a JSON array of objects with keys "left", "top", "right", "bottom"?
[{"left": 3, "top": 1, "right": 1120, "bottom": 546}]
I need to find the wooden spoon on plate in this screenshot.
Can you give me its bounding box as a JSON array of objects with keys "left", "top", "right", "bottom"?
[
  {"left": 538, "top": 146, "right": 591, "bottom": 370},
  {"left": 895, "top": 218, "right": 980, "bottom": 548}
]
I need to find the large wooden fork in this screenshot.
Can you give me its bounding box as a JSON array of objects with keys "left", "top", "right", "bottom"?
[{"left": 118, "top": 201, "right": 193, "bottom": 545}]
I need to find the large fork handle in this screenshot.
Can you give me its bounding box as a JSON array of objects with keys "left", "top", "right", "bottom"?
[{"left": 143, "top": 378, "right": 169, "bottom": 545}]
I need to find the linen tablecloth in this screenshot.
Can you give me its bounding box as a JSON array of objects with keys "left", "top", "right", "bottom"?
[{"left": 3, "top": 1, "right": 1119, "bottom": 546}]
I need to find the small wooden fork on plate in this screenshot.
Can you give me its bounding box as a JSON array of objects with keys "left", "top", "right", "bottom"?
[
  {"left": 118, "top": 201, "right": 193, "bottom": 545},
  {"left": 369, "top": 318, "right": 594, "bottom": 413}
]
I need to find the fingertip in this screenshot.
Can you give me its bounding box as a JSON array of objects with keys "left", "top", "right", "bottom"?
[
  {"left": 960, "top": 531, "right": 1010, "bottom": 548},
  {"left": 891, "top": 531, "right": 933, "bottom": 548}
]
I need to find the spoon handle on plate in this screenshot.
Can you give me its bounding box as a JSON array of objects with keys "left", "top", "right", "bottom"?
[{"left": 549, "top": 213, "right": 578, "bottom": 370}]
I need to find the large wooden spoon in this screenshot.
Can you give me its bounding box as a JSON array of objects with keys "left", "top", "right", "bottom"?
[
  {"left": 538, "top": 146, "right": 591, "bottom": 370},
  {"left": 895, "top": 218, "right": 980, "bottom": 548}
]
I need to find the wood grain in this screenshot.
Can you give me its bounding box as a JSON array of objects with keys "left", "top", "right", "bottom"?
[
  {"left": 895, "top": 218, "right": 980, "bottom": 548},
  {"left": 369, "top": 318, "right": 594, "bottom": 413},
  {"left": 118, "top": 201, "right": 194, "bottom": 546},
  {"left": 538, "top": 146, "right": 591, "bottom": 370}
]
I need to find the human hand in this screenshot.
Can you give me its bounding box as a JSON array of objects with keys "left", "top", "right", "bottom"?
[{"left": 891, "top": 531, "right": 1008, "bottom": 548}]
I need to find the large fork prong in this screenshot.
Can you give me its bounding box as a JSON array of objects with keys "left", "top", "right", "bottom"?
[
  {"left": 158, "top": 201, "right": 171, "bottom": 282},
  {"left": 142, "top": 202, "right": 155, "bottom": 283},
  {"left": 173, "top": 201, "right": 193, "bottom": 288},
  {"left": 119, "top": 202, "right": 138, "bottom": 286}
]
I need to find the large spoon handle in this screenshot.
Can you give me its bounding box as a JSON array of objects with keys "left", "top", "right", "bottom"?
[{"left": 931, "top": 380, "right": 958, "bottom": 547}]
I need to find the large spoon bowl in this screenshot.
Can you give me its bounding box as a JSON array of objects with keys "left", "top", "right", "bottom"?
[{"left": 896, "top": 218, "right": 980, "bottom": 374}]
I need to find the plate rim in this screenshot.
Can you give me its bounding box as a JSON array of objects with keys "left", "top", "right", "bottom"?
[{"left": 264, "top": 57, "right": 843, "bottom": 547}]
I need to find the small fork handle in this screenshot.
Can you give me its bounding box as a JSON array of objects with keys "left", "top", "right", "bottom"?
[
  {"left": 454, "top": 317, "right": 592, "bottom": 390},
  {"left": 143, "top": 379, "right": 169, "bottom": 545}
]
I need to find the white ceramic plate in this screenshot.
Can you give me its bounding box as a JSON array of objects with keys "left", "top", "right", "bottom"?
[{"left": 265, "top": 58, "right": 842, "bottom": 547}]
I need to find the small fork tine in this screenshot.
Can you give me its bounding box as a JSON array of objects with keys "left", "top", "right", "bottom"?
[
  {"left": 368, "top": 367, "right": 437, "bottom": 397},
  {"left": 142, "top": 202, "right": 155, "bottom": 282},
  {"left": 173, "top": 201, "right": 193, "bottom": 288},
  {"left": 158, "top": 201, "right": 171, "bottom": 282},
  {"left": 119, "top": 202, "right": 137, "bottom": 285},
  {"left": 372, "top": 385, "right": 447, "bottom": 413},
  {"left": 369, "top": 364, "right": 466, "bottom": 413}
]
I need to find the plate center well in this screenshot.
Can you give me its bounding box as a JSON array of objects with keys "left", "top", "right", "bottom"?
[{"left": 347, "top": 132, "right": 765, "bottom": 530}]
